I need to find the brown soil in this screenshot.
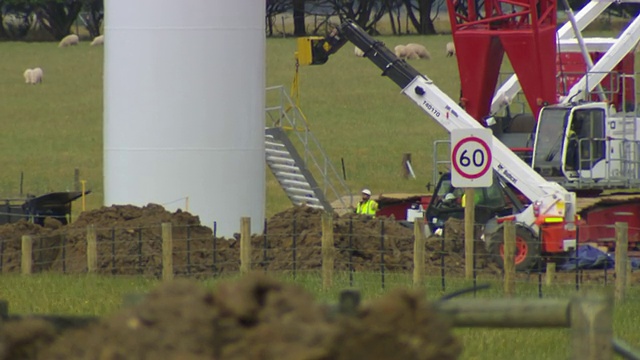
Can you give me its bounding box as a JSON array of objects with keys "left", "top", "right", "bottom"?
[
  {"left": 0, "top": 204, "right": 492, "bottom": 277},
  {"left": 3, "top": 203, "right": 635, "bottom": 284},
  {"left": 0, "top": 274, "right": 462, "bottom": 360}
]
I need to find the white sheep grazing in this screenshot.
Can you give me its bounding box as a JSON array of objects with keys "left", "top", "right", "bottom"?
[
  {"left": 394, "top": 44, "right": 408, "bottom": 59},
  {"left": 90, "top": 34, "right": 104, "bottom": 46},
  {"left": 405, "top": 43, "right": 431, "bottom": 60},
  {"left": 58, "top": 34, "right": 79, "bottom": 47},
  {"left": 446, "top": 42, "right": 456, "bottom": 57},
  {"left": 354, "top": 46, "right": 365, "bottom": 57},
  {"left": 30, "top": 67, "right": 43, "bottom": 84},
  {"left": 23, "top": 68, "right": 33, "bottom": 83}
]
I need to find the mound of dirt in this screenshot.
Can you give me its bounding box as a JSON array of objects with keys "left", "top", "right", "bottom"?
[
  {"left": 0, "top": 204, "right": 497, "bottom": 276},
  {"left": 0, "top": 274, "right": 462, "bottom": 360}
]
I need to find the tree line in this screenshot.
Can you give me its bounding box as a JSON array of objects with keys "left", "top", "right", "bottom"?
[
  {"left": 1, "top": 0, "right": 637, "bottom": 41},
  {"left": 0, "top": 0, "right": 102, "bottom": 40}
]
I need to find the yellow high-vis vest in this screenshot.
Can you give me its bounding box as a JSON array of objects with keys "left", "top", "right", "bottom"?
[{"left": 356, "top": 199, "right": 378, "bottom": 216}]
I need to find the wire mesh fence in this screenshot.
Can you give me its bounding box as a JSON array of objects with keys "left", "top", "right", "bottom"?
[{"left": 0, "top": 209, "right": 637, "bottom": 299}]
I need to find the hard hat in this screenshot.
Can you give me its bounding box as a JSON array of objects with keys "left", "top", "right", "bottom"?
[
  {"left": 362, "top": 189, "right": 372, "bottom": 196},
  {"left": 444, "top": 193, "right": 456, "bottom": 201}
]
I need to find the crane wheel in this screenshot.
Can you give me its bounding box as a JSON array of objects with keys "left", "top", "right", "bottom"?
[{"left": 487, "top": 225, "right": 540, "bottom": 272}]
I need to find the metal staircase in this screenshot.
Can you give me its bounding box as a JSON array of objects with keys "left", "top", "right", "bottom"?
[
  {"left": 265, "top": 128, "right": 329, "bottom": 210},
  {"left": 265, "top": 85, "right": 353, "bottom": 213}
]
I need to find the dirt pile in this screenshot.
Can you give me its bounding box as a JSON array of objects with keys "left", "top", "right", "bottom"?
[
  {"left": 259, "top": 206, "right": 468, "bottom": 272},
  {"left": 0, "top": 204, "right": 493, "bottom": 276},
  {"left": 0, "top": 274, "right": 462, "bottom": 360}
]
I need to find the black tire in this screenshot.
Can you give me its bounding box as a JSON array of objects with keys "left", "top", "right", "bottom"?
[{"left": 486, "top": 224, "right": 540, "bottom": 272}]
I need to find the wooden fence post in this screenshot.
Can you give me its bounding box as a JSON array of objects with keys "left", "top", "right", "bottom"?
[
  {"left": 614, "top": 222, "right": 628, "bottom": 302},
  {"left": 570, "top": 292, "right": 613, "bottom": 360},
  {"left": 21, "top": 235, "right": 32, "bottom": 275},
  {"left": 74, "top": 168, "right": 80, "bottom": 191},
  {"left": 413, "top": 218, "right": 426, "bottom": 287},
  {"left": 240, "top": 217, "right": 251, "bottom": 275},
  {"left": 162, "top": 223, "right": 173, "bottom": 281},
  {"left": 87, "top": 225, "right": 97, "bottom": 273},
  {"left": 0, "top": 300, "right": 8, "bottom": 319},
  {"left": 322, "top": 213, "right": 334, "bottom": 291},
  {"left": 464, "top": 188, "right": 475, "bottom": 280},
  {"left": 546, "top": 262, "right": 556, "bottom": 286},
  {"left": 503, "top": 220, "right": 515, "bottom": 297}
]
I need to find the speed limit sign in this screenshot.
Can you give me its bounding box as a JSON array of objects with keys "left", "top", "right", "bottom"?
[{"left": 451, "top": 128, "right": 493, "bottom": 187}]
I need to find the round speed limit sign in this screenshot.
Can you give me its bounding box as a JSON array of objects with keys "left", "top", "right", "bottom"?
[{"left": 451, "top": 129, "right": 493, "bottom": 187}]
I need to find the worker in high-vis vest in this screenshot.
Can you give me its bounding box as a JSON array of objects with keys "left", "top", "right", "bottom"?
[
  {"left": 356, "top": 188, "right": 378, "bottom": 216},
  {"left": 461, "top": 191, "right": 482, "bottom": 208}
]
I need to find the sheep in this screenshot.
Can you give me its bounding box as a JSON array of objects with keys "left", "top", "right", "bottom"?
[
  {"left": 354, "top": 46, "right": 365, "bottom": 57},
  {"left": 23, "top": 68, "right": 32, "bottom": 83},
  {"left": 446, "top": 41, "right": 456, "bottom": 57},
  {"left": 30, "top": 67, "right": 43, "bottom": 84},
  {"left": 394, "top": 44, "right": 408, "bottom": 59},
  {"left": 58, "top": 34, "right": 79, "bottom": 47},
  {"left": 405, "top": 43, "right": 431, "bottom": 60},
  {"left": 22, "top": 67, "right": 43, "bottom": 84},
  {"left": 90, "top": 34, "right": 104, "bottom": 46}
]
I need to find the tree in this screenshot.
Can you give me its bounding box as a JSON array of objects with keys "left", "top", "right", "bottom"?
[
  {"left": 382, "top": 0, "right": 404, "bottom": 35},
  {"left": 266, "top": 0, "right": 291, "bottom": 37},
  {"left": 293, "top": 0, "right": 305, "bottom": 36},
  {"left": 34, "top": 0, "right": 83, "bottom": 40},
  {"left": 0, "top": 0, "right": 35, "bottom": 39},
  {"left": 403, "top": 0, "right": 442, "bottom": 35},
  {"left": 80, "top": 0, "right": 102, "bottom": 38},
  {"left": 325, "top": 0, "right": 387, "bottom": 34}
]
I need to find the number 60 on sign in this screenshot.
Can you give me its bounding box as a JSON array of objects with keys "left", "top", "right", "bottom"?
[{"left": 451, "top": 128, "right": 493, "bottom": 187}]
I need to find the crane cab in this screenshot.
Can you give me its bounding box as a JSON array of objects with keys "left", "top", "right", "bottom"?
[
  {"left": 425, "top": 172, "right": 520, "bottom": 235},
  {"left": 532, "top": 102, "right": 640, "bottom": 189}
]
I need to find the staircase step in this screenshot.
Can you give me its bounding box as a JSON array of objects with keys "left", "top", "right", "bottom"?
[
  {"left": 264, "top": 120, "right": 342, "bottom": 213},
  {"left": 295, "top": 203, "right": 324, "bottom": 209},
  {"left": 265, "top": 148, "right": 293, "bottom": 158},
  {"left": 273, "top": 172, "right": 306, "bottom": 180},
  {"left": 265, "top": 141, "right": 286, "bottom": 149},
  {"left": 291, "top": 194, "right": 322, "bottom": 204},
  {"left": 281, "top": 179, "right": 312, "bottom": 188},
  {"left": 266, "top": 155, "right": 295, "bottom": 165},
  {"left": 283, "top": 187, "right": 316, "bottom": 196},
  {"left": 292, "top": 202, "right": 324, "bottom": 210},
  {"left": 270, "top": 164, "right": 302, "bottom": 173}
]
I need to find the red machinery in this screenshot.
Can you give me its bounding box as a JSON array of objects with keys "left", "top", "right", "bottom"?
[
  {"left": 557, "top": 51, "right": 636, "bottom": 112},
  {"left": 446, "top": 0, "right": 558, "bottom": 122},
  {"left": 446, "top": 0, "right": 640, "bottom": 255}
]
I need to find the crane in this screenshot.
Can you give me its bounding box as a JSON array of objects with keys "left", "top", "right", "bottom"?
[{"left": 297, "top": 20, "right": 577, "bottom": 271}]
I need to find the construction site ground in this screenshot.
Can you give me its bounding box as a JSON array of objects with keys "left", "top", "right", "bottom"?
[{"left": 0, "top": 204, "right": 638, "bottom": 359}]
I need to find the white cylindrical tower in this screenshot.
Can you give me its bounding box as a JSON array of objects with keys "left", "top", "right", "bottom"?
[{"left": 104, "top": 1, "right": 265, "bottom": 236}]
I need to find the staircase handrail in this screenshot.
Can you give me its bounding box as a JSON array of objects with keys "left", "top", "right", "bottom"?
[{"left": 266, "top": 85, "right": 353, "bottom": 212}]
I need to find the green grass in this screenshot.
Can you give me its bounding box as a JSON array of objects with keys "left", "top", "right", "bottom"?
[
  {"left": 3, "top": 30, "right": 632, "bottom": 217},
  {"left": 1, "top": 272, "right": 639, "bottom": 359},
  {"left": 3, "top": 28, "right": 640, "bottom": 359},
  {"left": 266, "top": 34, "right": 460, "bottom": 214},
  {"left": 0, "top": 42, "right": 103, "bottom": 210}
]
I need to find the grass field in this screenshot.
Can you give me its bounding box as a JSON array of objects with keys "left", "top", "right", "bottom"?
[
  {"left": 0, "top": 35, "right": 458, "bottom": 219},
  {"left": 1, "top": 30, "right": 631, "bottom": 217},
  {"left": 1, "top": 272, "right": 639, "bottom": 359},
  {"left": 2, "top": 25, "right": 640, "bottom": 358}
]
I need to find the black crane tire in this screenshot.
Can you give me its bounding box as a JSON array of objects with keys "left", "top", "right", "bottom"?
[{"left": 487, "top": 224, "right": 541, "bottom": 272}]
